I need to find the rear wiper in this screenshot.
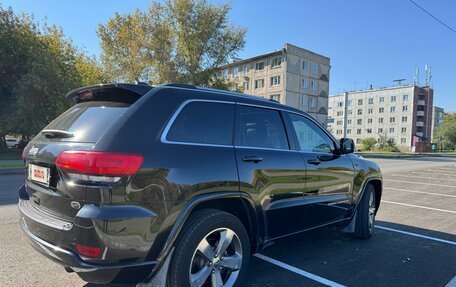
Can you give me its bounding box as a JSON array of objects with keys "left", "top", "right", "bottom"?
[{"left": 41, "top": 129, "right": 75, "bottom": 138}]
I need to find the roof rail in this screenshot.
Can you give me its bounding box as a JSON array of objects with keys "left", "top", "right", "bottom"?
[{"left": 160, "top": 83, "right": 197, "bottom": 89}]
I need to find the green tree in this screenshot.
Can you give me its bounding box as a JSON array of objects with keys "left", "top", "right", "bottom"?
[
  {"left": 435, "top": 113, "right": 456, "bottom": 150},
  {"left": 0, "top": 6, "right": 107, "bottom": 149},
  {"left": 361, "top": 137, "right": 377, "bottom": 151},
  {"left": 97, "top": 0, "right": 246, "bottom": 86}
]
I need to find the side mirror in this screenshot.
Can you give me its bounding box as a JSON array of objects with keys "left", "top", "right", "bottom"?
[{"left": 340, "top": 138, "right": 355, "bottom": 154}]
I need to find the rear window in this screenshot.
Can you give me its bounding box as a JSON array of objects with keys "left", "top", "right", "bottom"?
[
  {"left": 166, "top": 101, "right": 234, "bottom": 145},
  {"left": 39, "top": 101, "right": 129, "bottom": 143}
]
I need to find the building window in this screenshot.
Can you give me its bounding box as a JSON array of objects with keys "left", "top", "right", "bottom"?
[
  {"left": 337, "top": 120, "right": 342, "bottom": 125},
  {"left": 243, "top": 65, "right": 248, "bottom": 74},
  {"left": 379, "top": 107, "right": 384, "bottom": 113},
  {"left": 379, "top": 97, "right": 384, "bottom": 103},
  {"left": 357, "top": 129, "right": 362, "bottom": 135},
  {"left": 390, "top": 117, "right": 395, "bottom": 123},
  {"left": 401, "top": 138, "right": 407, "bottom": 144},
  {"left": 310, "top": 80, "right": 318, "bottom": 91},
  {"left": 401, "top": 127, "right": 407, "bottom": 133},
  {"left": 378, "top": 118, "right": 384, "bottom": 123},
  {"left": 357, "top": 119, "right": 362, "bottom": 125},
  {"left": 403, "top": 94, "right": 409, "bottom": 101},
  {"left": 356, "top": 138, "right": 362, "bottom": 144},
  {"left": 270, "top": 76, "right": 281, "bottom": 86},
  {"left": 302, "top": 78, "right": 308, "bottom": 89},
  {"left": 309, "top": 97, "right": 317, "bottom": 109},
  {"left": 302, "top": 60, "right": 308, "bottom": 71},
  {"left": 347, "top": 129, "right": 352, "bottom": 134},
  {"left": 348, "top": 110, "right": 352, "bottom": 115},
  {"left": 389, "top": 127, "right": 395, "bottom": 133},
  {"left": 357, "top": 109, "right": 363, "bottom": 115},
  {"left": 271, "top": 57, "right": 282, "bottom": 68},
  {"left": 367, "top": 128, "right": 372, "bottom": 134},
  {"left": 368, "top": 98, "right": 374, "bottom": 104},
  {"left": 347, "top": 100, "right": 352, "bottom": 106},
  {"left": 368, "top": 108, "right": 373, "bottom": 114},
  {"left": 301, "top": 95, "right": 308, "bottom": 107},
  {"left": 311, "top": 63, "right": 318, "bottom": 74},
  {"left": 243, "top": 81, "right": 249, "bottom": 90},
  {"left": 270, "top": 94, "right": 280, "bottom": 102},
  {"left": 255, "top": 61, "right": 265, "bottom": 71},
  {"left": 402, "top": 105, "right": 408, "bottom": 112},
  {"left": 391, "top": 96, "right": 397, "bottom": 102},
  {"left": 254, "top": 79, "right": 264, "bottom": 89},
  {"left": 358, "top": 99, "right": 363, "bottom": 105},
  {"left": 336, "top": 130, "right": 342, "bottom": 135},
  {"left": 233, "top": 67, "right": 238, "bottom": 77},
  {"left": 378, "top": 128, "right": 383, "bottom": 133},
  {"left": 402, "top": 116, "right": 407, "bottom": 122},
  {"left": 390, "top": 106, "right": 396, "bottom": 112},
  {"left": 337, "top": 111, "right": 343, "bottom": 116},
  {"left": 337, "top": 102, "right": 343, "bottom": 107},
  {"left": 223, "top": 69, "right": 229, "bottom": 78},
  {"left": 347, "top": 119, "right": 352, "bottom": 124},
  {"left": 368, "top": 118, "right": 373, "bottom": 124}
]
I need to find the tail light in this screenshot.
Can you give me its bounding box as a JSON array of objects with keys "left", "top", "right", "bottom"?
[{"left": 56, "top": 151, "right": 143, "bottom": 182}]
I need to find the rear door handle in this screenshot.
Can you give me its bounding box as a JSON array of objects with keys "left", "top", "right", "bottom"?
[
  {"left": 242, "top": 156, "right": 263, "bottom": 163},
  {"left": 307, "top": 158, "right": 321, "bottom": 165}
]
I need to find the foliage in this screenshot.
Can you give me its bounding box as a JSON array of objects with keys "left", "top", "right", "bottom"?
[
  {"left": 0, "top": 6, "right": 107, "bottom": 149},
  {"left": 97, "top": 0, "right": 246, "bottom": 86},
  {"left": 361, "top": 137, "right": 377, "bottom": 151},
  {"left": 435, "top": 113, "right": 456, "bottom": 150}
]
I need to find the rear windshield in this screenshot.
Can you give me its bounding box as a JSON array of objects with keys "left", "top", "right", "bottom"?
[{"left": 37, "top": 101, "right": 129, "bottom": 143}]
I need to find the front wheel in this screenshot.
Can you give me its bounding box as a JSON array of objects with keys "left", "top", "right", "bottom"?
[
  {"left": 354, "top": 184, "right": 376, "bottom": 239},
  {"left": 168, "top": 209, "right": 250, "bottom": 287}
]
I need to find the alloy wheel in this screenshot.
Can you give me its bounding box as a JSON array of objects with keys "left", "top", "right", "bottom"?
[{"left": 368, "top": 191, "right": 376, "bottom": 233}]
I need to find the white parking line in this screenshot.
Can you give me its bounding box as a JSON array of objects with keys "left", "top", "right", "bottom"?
[
  {"left": 382, "top": 200, "right": 456, "bottom": 214},
  {"left": 445, "top": 275, "right": 456, "bottom": 287},
  {"left": 254, "top": 253, "right": 346, "bottom": 287},
  {"left": 413, "top": 171, "right": 452, "bottom": 176},
  {"left": 384, "top": 187, "right": 456, "bottom": 198},
  {"left": 383, "top": 179, "right": 456, "bottom": 188},
  {"left": 440, "top": 167, "right": 456, "bottom": 171},
  {"left": 390, "top": 174, "right": 456, "bottom": 182},
  {"left": 375, "top": 225, "right": 456, "bottom": 246}
]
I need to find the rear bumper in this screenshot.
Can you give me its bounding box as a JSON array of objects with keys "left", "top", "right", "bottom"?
[{"left": 20, "top": 216, "right": 158, "bottom": 283}]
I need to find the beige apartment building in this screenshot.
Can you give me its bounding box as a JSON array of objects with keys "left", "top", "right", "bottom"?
[
  {"left": 328, "top": 85, "right": 434, "bottom": 151},
  {"left": 219, "top": 43, "right": 331, "bottom": 124}
]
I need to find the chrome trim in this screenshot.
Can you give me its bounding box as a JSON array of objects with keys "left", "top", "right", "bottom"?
[
  {"left": 234, "top": 145, "right": 295, "bottom": 152},
  {"left": 160, "top": 99, "right": 235, "bottom": 147}
]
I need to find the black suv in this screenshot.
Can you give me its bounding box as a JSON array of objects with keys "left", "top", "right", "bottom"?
[{"left": 19, "top": 83, "right": 382, "bottom": 286}]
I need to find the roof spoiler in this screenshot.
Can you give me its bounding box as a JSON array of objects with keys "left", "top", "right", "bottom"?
[{"left": 66, "top": 83, "right": 154, "bottom": 104}]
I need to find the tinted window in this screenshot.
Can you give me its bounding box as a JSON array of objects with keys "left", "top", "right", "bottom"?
[
  {"left": 288, "top": 113, "right": 334, "bottom": 153},
  {"left": 238, "top": 106, "right": 288, "bottom": 149},
  {"left": 41, "top": 101, "right": 129, "bottom": 142},
  {"left": 167, "top": 101, "right": 234, "bottom": 145}
]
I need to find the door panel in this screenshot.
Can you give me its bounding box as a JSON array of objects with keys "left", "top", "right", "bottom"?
[
  {"left": 235, "top": 105, "right": 307, "bottom": 239},
  {"left": 286, "top": 113, "right": 355, "bottom": 228}
]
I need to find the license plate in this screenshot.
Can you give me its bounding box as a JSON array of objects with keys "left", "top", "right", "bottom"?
[{"left": 28, "top": 164, "right": 50, "bottom": 187}]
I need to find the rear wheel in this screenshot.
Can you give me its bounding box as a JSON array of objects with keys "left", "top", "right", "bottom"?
[
  {"left": 168, "top": 209, "right": 250, "bottom": 287},
  {"left": 354, "top": 184, "right": 376, "bottom": 239}
]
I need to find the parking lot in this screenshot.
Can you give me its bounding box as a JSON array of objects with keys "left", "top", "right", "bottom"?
[{"left": 1, "top": 156, "right": 455, "bottom": 287}]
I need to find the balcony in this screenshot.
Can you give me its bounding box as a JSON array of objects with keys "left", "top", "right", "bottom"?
[
  {"left": 416, "top": 132, "right": 424, "bottom": 137},
  {"left": 417, "top": 100, "right": 425, "bottom": 106},
  {"left": 416, "top": 121, "right": 424, "bottom": 127},
  {"left": 417, "top": 110, "right": 425, "bottom": 116}
]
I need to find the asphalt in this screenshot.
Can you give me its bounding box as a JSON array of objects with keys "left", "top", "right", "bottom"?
[{"left": 0, "top": 157, "right": 455, "bottom": 286}]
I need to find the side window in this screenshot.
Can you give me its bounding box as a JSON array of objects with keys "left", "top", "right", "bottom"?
[
  {"left": 288, "top": 113, "right": 335, "bottom": 153},
  {"left": 238, "top": 105, "right": 288, "bottom": 150},
  {"left": 166, "top": 101, "right": 234, "bottom": 145}
]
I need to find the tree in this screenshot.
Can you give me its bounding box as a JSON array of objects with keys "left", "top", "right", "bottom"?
[
  {"left": 97, "top": 0, "right": 246, "bottom": 86},
  {"left": 435, "top": 113, "right": 456, "bottom": 150},
  {"left": 0, "top": 6, "right": 108, "bottom": 149},
  {"left": 361, "top": 137, "right": 377, "bottom": 151}
]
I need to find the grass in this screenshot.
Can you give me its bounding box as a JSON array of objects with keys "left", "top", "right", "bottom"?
[{"left": 0, "top": 163, "right": 24, "bottom": 169}]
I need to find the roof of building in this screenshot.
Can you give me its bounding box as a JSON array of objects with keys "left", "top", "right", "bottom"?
[{"left": 330, "top": 84, "right": 432, "bottom": 97}]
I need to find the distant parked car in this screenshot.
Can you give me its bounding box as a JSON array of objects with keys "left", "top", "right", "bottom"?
[{"left": 5, "top": 138, "right": 19, "bottom": 148}]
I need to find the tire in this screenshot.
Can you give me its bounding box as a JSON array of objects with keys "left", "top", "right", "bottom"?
[
  {"left": 168, "top": 209, "right": 250, "bottom": 287},
  {"left": 354, "top": 184, "right": 376, "bottom": 239}
]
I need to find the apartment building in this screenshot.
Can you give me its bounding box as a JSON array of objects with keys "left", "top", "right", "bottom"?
[
  {"left": 218, "top": 43, "right": 331, "bottom": 124},
  {"left": 431, "top": 106, "right": 445, "bottom": 142},
  {"left": 328, "top": 85, "right": 434, "bottom": 151}
]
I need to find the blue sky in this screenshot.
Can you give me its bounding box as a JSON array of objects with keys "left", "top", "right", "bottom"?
[{"left": 3, "top": 0, "right": 456, "bottom": 111}]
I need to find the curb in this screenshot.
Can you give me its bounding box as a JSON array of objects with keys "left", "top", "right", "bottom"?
[{"left": 0, "top": 168, "right": 25, "bottom": 175}]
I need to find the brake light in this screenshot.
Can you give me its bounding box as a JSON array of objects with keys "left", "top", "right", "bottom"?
[
  {"left": 22, "top": 148, "right": 26, "bottom": 161},
  {"left": 76, "top": 244, "right": 101, "bottom": 258},
  {"left": 56, "top": 151, "right": 143, "bottom": 176}
]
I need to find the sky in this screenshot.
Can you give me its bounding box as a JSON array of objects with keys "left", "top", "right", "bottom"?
[{"left": 2, "top": 0, "right": 456, "bottom": 111}]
